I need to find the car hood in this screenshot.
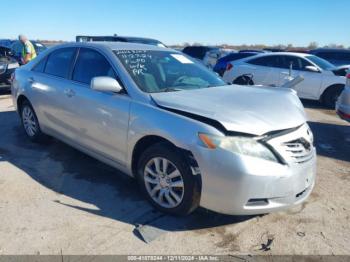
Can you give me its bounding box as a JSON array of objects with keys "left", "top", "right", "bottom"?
[{"left": 151, "top": 85, "right": 307, "bottom": 136}]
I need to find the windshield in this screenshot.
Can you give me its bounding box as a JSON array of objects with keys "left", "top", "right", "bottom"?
[
  {"left": 115, "top": 50, "right": 226, "bottom": 93},
  {"left": 306, "top": 55, "right": 335, "bottom": 71}
]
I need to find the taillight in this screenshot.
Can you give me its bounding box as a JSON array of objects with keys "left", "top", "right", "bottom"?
[
  {"left": 346, "top": 73, "right": 350, "bottom": 86},
  {"left": 226, "top": 63, "right": 233, "bottom": 72}
]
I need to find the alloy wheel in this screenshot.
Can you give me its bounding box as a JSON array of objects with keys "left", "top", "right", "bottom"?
[
  {"left": 22, "top": 106, "right": 38, "bottom": 137},
  {"left": 143, "top": 157, "right": 184, "bottom": 208}
]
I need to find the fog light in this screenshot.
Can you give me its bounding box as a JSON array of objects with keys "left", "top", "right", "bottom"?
[{"left": 246, "top": 198, "right": 269, "bottom": 206}]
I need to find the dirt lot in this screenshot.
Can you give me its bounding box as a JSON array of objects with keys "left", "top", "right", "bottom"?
[{"left": 0, "top": 87, "right": 349, "bottom": 255}]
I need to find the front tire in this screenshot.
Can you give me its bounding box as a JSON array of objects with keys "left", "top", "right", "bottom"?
[
  {"left": 322, "top": 85, "right": 344, "bottom": 109},
  {"left": 20, "top": 100, "right": 47, "bottom": 143},
  {"left": 136, "top": 143, "right": 200, "bottom": 216}
]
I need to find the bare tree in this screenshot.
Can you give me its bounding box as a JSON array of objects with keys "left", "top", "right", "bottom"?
[{"left": 307, "top": 42, "right": 318, "bottom": 49}]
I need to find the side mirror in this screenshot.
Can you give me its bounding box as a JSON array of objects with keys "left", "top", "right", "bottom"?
[
  {"left": 91, "top": 76, "right": 123, "bottom": 93},
  {"left": 305, "top": 65, "right": 320, "bottom": 73}
]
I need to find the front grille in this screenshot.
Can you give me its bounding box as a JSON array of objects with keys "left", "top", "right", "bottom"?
[
  {"left": 282, "top": 138, "right": 313, "bottom": 164},
  {"left": 265, "top": 124, "right": 314, "bottom": 165},
  {"left": 246, "top": 198, "right": 269, "bottom": 207}
]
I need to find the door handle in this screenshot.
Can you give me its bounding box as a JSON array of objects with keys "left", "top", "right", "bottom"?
[
  {"left": 64, "top": 88, "right": 75, "bottom": 98},
  {"left": 28, "top": 77, "right": 34, "bottom": 83}
]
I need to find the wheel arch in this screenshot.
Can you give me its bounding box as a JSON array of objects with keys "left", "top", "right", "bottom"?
[
  {"left": 16, "top": 94, "right": 30, "bottom": 113},
  {"left": 131, "top": 135, "right": 201, "bottom": 182},
  {"left": 320, "top": 83, "right": 345, "bottom": 102}
]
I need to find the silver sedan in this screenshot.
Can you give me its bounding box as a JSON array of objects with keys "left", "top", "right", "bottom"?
[{"left": 11, "top": 42, "right": 316, "bottom": 215}]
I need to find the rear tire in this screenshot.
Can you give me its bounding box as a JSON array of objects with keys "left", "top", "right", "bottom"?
[
  {"left": 233, "top": 74, "right": 254, "bottom": 85},
  {"left": 136, "top": 143, "right": 200, "bottom": 216},
  {"left": 20, "top": 100, "right": 47, "bottom": 143},
  {"left": 322, "top": 85, "right": 344, "bottom": 109}
]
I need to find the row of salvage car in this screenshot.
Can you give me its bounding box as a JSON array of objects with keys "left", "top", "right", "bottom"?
[
  {"left": 5, "top": 35, "right": 350, "bottom": 216},
  {"left": 183, "top": 45, "right": 350, "bottom": 121}
]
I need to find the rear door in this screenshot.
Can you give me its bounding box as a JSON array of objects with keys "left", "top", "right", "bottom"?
[
  {"left": 67, "top": 47, "right": 131, "bottom": 165},
  {"left": 28, "top": 47, "right": 78, "bottom": 139},
  {"left": 244, "top": 55, "right": 281, "bottom": 86}
]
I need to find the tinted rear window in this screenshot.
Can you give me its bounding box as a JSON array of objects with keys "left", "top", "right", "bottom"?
[
  {"left": 247, "top": 56, "right": 280, "bottom": 67},
  {"left": 44, "top": 48, "right": 76, "bottom": 78},
  {"left": 32, "top": 57, "right": 47, "bottom": 73},
  {"left": 220, "top": 53, "right": 256, "bottom": 62}
]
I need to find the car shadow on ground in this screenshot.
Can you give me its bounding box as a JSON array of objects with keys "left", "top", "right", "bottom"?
[
  {"left": 300, "top": 99, "right": 350, "bottom": 162},
  {"left": 0, "top": 110, "right": 254, "bottom": 242},
  {"left": 301, "top": 99, "right": 329, "bottom": 110},
  {"left": 0, "top": 85, "right": 11, "bottom": 96},
  {"left": 308, "top": 121, "right": 350, "bottom": 163}
]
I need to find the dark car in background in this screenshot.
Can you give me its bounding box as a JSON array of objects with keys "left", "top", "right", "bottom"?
[
  {"left": 213, "top": 52, "right": 259, "bottom": 76},
  {"left": 0, "top": 46, "right": 19, "bottom": 85},
  {"left": 238, "top": 49, "right": 266, "bottom": 53},
  {"left": 263, "top": 48, "right": 285, "bottom": 52},
  {"left": 76, "top": 35, "right": 166, "bottom": 47},
  {"left": 309, "top": 48, "right": 350, "bottom": 66},
  {"left": 9, "top": 40, "right": 47, "bottom": 64},
  {"left": 0, "top": 39, "right": 47, "bottom": 64},
  {"left": 182, "top": 46, "right": 219, "bottom": 61}
]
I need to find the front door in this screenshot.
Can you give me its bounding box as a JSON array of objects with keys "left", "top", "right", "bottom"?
[
  {"left": 278, "top": 56, "right": 322, "bottom": 99},
  {"left": 67, "top": 48, "right": 130, "bottom": 165}
]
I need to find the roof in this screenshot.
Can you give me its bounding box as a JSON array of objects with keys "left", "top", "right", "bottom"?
[
  {"left": 76, "top": 35, "right": 161, "bottom": 42},
  {"left": 251, "top": 52, "right": 312, "bottom": 58},
  {"left": 54, "top": 41, "right": 172, "bottom": 52},
  {"left": 310, "top": 48, "right": 350, "bottom": 53}
]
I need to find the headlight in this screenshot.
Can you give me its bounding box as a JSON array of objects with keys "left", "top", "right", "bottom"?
[
  {"left": 198, "top": 133, "right": 278, "bottom": 163},
  {"left": 7, "top": 62, "right": 19, "bottom": 70},
  {"left": 0, "top": 63, "right": 7, "bottom": 70}
]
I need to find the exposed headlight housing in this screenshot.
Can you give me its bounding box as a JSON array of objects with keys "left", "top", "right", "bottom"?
[
  {"left": 198, "top": 133, "right": 278, "bottom": 163},
  {"left": 7, "top": 62, "right": 19, "bottom": 70},
  {"left": 0, "top": 63, "right": 6, "bottom": 70},
  {"left": 0, "top": 63, "right": 6, "bottom": 74}
]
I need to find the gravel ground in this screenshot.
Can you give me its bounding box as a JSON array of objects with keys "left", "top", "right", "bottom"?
[{"left": 0, "top": 88, "right": 349, "bottom": 255}]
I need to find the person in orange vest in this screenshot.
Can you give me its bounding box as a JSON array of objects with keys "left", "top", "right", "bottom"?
[{"left": 18, "top": 34, "right": 37, "bottom": 64}]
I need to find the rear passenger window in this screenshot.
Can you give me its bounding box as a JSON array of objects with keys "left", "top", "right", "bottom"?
[
  {"left": 72, "top": 48, "right": 116, "bottom": 84},
  {"left": 44, "top": 48, "right": 76, "bottom": 78},
  {"left": 32, "top": 57, "right": 47, "bottom": 73},
  {"left": 247, "top": 56, "right": 280, "bottom": 68}
]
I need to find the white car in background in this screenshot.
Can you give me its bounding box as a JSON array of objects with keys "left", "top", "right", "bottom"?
[{"left": 223, "top": 52, "right": 346, "bottom": 108}]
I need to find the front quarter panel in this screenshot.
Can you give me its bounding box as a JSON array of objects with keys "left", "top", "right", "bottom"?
[{"left": 126, "top": 100, "right": 224, "bottom": 173}]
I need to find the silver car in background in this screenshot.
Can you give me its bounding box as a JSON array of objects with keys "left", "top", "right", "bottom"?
[{"left": 11, "top": 42, "right": 316, "bottom": 215}]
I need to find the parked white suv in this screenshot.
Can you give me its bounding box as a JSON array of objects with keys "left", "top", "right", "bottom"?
[{"left": 223, "top": 52, "right": 346, "bottom": 108}]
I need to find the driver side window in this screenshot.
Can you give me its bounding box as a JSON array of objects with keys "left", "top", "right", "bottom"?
[{"left": 280, "top": 56, "right": 312, "bottom": 71}]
